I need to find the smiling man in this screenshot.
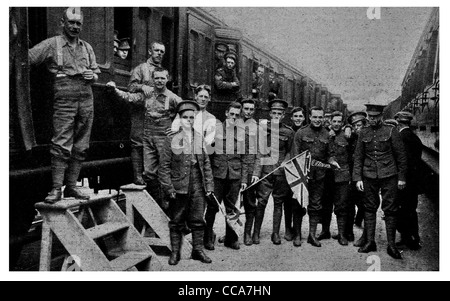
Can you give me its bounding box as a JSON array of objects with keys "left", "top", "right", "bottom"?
[
  {"left": 28, "top": 7, "right": 100, "bottom": 203},
  {"left": 293, "top": 106, "right": 339, "bottom": 247}
]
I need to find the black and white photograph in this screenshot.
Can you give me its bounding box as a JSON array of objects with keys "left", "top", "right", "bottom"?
[{"left": 6, "top": 2, "right": 443, "bottom": 281}]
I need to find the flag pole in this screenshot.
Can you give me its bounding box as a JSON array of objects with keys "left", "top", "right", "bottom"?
[{"left": 242, "top": 151, "right": 309, "bottom": 191}]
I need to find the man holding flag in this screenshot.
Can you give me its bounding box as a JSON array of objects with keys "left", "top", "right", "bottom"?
[
  {"left": 251, "top": 99, "right": 294, "bottom": 245},
  {"left": 204, "top": 102, "right": 248, "bottom": 251},
  {"left": 293, "top": 106, "right": 340, "bottom": 247}
]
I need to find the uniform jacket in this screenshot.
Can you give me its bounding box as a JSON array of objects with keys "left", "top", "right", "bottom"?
[
  {"left": 293, "top": 124, "right": 332, "bottom": 181},
  {"left": 352, "top": 123, "right": 407, "bottom": 181},
  {"left": 253, "top": 122, "right": 294, "bottom": 177},
  {"left": 329, "top": 129, "right": 352, "bottom": 183},
  {"left": 399, "top": 127, "right": 423, "bottom": 185},
  {"left": 210, "top": 121, "right": 248, "bottom": 183},
  {"left": 159, "top": 129, "right": 214, "bottom": 195}
]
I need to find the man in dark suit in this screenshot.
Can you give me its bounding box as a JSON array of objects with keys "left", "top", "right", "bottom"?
[{"left": 394, "top": 111, "right": 423, "bottom": 250}]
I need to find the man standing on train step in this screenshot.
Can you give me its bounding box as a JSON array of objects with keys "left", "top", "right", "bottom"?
[
  {"left": 353, "top": 104, "right": 407, "bottom": 259},
  {"left": 128, "top": 41, "right": 166, "bottom": 186},
  {"left": 29, "top": 7, "right": 100, "bottom": 203}
]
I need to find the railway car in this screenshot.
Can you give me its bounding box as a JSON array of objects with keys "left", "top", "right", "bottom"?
[
  {"left": 384, "top": 8, "right": 439, "bottom": 197},
  {"left": 9, "top": 7, "right": 346, "bottom": 267}
]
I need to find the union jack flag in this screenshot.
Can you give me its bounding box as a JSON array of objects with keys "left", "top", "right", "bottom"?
[{"left": 283, "top": 151, "right": 312, "bottom": 208}]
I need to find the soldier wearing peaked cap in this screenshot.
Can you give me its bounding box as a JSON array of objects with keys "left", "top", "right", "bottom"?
[
  {"left": 215, "top": 50, "right": 241, "bottom": 102},
  {"left": 352, "top": 103, "right": 408, "bottom": 259},
  {"left": 116, "top": 38, "right": 130, "bottom": 60},
  {"left": 394, "top": 111, "right": 423, "bottom": 250},
  {"left": 28, "top": 7, "right": 100, "bottom": 203},
  {"left": 293, "top": 106, "right": 340, "bottom": 247},
  {"left": 159, "top": 99, "right": 214, "bottom": 265},
  {"left": 251, "top": 99, "right": 297, "bottom": 246},
  {"left": 345, "top": 111, "right": 368, "bottom": 247}
]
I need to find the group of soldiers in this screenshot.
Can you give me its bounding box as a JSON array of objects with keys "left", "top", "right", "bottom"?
[{"left": 28, "top": 7, "right": 423, "bottom": 268}]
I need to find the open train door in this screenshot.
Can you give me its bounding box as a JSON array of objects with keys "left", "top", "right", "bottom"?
[{"left": 9, "top": 7, "right": 38, "bottom": 269}]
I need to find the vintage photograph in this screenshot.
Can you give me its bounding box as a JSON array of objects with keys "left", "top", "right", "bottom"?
[{"left": 9, "top": 6, "right": 439, "bottom": 274}]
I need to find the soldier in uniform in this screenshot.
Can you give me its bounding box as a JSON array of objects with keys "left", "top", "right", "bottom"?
[
  {"left": 353, "top": 104, "right": 407, "bottom": 259},
  {"left": 394, "top": 111, "right": 423, "bottom": 250},
  {"left": 214, "top": 51, "right": 240, "bottom": 102},
  {"left": 29, "top": 7, "right": 100, "bottom": 203},
  {"left": 291, "top": 107, "right": 306, "bottom": 132},
  {"left": 345, "top": 111, "right": 368, "bottom": 247},
  {"left": 293, "top": 106, "right": 339, "bottom": 247},
  {"left": 328, "top": 111, "right": 351, "bottom": 246},
  {"left": 116, "top": 38, "right": 130, "bottom": 60},
  {"left": 240, "top": 99, "right": 258, "bottom": 246},
  {"left": 204, "top": 102, "right": 248, "bottom": 250},
  {"left": 159, "top": 100, "right": 214, "bottom": 265},
  {"left": 251, "top": 99, "right": 294, "bottom": 245},
  {"left": 128, "top": 41, "right": 166, "bottom": 186}
]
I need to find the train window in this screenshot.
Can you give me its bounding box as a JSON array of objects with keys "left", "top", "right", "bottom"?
[{"left": 114, "top": 7, "right": 133, "bottom": 70}]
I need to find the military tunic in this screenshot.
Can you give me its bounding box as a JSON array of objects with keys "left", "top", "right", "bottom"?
[
  {"left": 205, "top": 121, "right": 248, "bottom": 243},
  {"left": 293, "top": 124, "right": 332, "bottom": 215},
  {"left": 352, "top": 123, "right": 407, "bottom": 214},
  {"left": 159, "top": 128, "right": 214, "bottom": 232},
  {"left": 253, "top": 122, "right": 294, "bottom": 208}
]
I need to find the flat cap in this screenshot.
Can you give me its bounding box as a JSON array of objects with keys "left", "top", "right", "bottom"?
[
  {"left": 268, "top": 99, "right": 288, "bottom": 110},
  {"left": 118, "top": 38, "right": 130, "bottom": 50},
  {"left": 176, "top": 100, "right": 200, "bottom": 114},
  {"left": 224, "top": 51, "right": 237, "bottom": 62},
  {"left": 394, "top": 111, "right": 414, "bottom": 122},
  {"left": 347, "top": 111, "right": 368, "bottom": 125},
  {"left": 384, "top": 119, "right": 398, "bottom": 126},
  {"left": 365, "top": 103, "right": 386, "bottom": 116}
]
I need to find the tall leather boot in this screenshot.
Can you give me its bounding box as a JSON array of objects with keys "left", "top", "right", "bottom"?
[
  {"left": 271, "top": 204, "right": 282, "bottom": 245},
  {"left": 358, "top": 211, "right": 377, "bottom": 253},
  {"left": 354, "top": 226, "right": 367, "bottom": 247},
  {"left": 292, "top": 208, "right": 303, "bottom": 247},
  {"left": 284, "top": 199, "right": 294, "bottom": 241},
  {"left": 317, "top": 211, "right": 331, "bottom": 240},
  {"left": 64, "top": 159, "right": 90, "bottom": 200},
  {"left": 131, "top": 147, "right": 146, "bottom": 185},
  {"left": 385, "top": 215, "right": 402, "bottom": 259},
  {"left": 204, "top": 207, "right": 216, "bottom": 250},
  {"left": 345, "top": 209, "right": 355, "bottom": 241},
  {"left": 45, "top": 157, "right": 67, "bottom": 203},
  {"left": 252, "top": 205, "right": 265, "bottom": 244},
  {"left": 168, "top": 230, "right": 181, "bottom": 265},
  {"left": 307, "top": 213, "right": 321, "bottom": 247},
  {"left": 244, "top": 213, "right": 254, "bottom": 246},
  {"left": 337, "top": 215, "right": 349, "bottom": 246},
  {"left": 191, "top": 229, "right": 212, "bottom": 264}
]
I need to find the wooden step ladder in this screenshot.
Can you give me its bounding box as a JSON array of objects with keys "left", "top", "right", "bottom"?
[
  {"left": 35, "top": 193, "right": 162, "bottom": 271},
  {"left": 120, "top": 184, "right": 193, "bottom": 260}
]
